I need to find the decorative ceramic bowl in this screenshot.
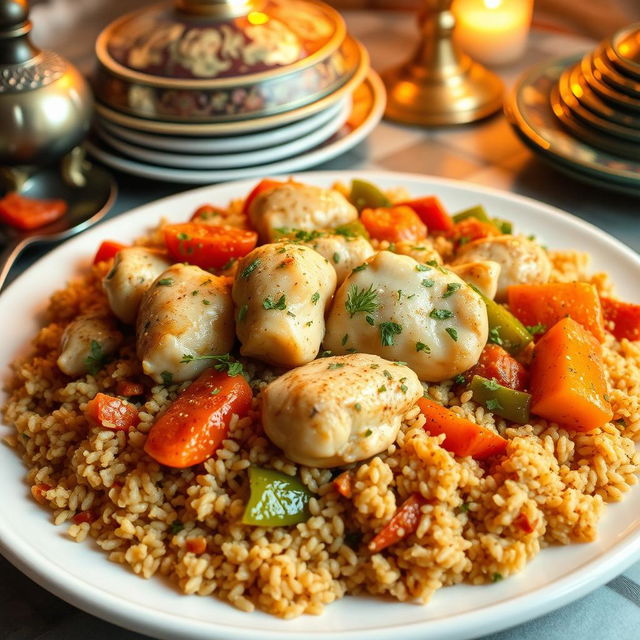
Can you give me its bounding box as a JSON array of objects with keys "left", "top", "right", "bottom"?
[{"left": 93, "top": 0, "right": 366, "bottom": 123}]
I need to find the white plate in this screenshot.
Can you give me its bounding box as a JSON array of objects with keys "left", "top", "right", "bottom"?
[
  {"left": 94, "top": 98, "right": 351, "bottom": 170},
  {"left": 95, "top": 98, "right": 348, "bottom": 154},
  {"left": 1, "top": 171, "right": 639, "bottom": 640},
  {"left": 85, "top": 71, "right": 385, "bottom": 184}
]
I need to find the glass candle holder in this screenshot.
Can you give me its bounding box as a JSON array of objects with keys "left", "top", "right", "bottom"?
[{"left": 453, "top": 0, "right": 534, "bottom": 67}]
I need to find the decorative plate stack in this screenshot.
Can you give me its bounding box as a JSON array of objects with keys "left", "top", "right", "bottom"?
[
  {"left": 86, "top": 0, "right": 384, "bottom": 184},
  {"left": 506, "top": 23, "right": 640, "bottom": 196}
]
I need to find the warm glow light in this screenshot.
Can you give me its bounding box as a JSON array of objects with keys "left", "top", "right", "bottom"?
[
  {"left": 484, "top": 0, "right": 502, "bottom": 9},
  {"left": 247, "top": 11, "right": 269, "bottom": 25}
]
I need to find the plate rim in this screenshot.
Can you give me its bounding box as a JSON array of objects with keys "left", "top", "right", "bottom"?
[{"left": 1, "top": 169, "right": 640, "bottom": 640}]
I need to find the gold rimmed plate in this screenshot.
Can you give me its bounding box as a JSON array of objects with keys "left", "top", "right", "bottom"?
[
  {"left": 551, "top": 85, "right": 640, "bottom": 161},
  {"left": 558, "top": 66, "right": 640, "bottom": 141},
  {"left": 607, "top": 24, "right": 640, "bottom": 81},
  {"left": 566, "top": 64, "right": 640, "bottom": 129},
  {"left": 593, "top": 43, "right": 640, "bottom": 97},
  {"left": 580, "top": 52, "right": 640, "bottom": 113}
]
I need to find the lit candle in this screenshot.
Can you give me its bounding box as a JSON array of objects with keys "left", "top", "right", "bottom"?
[{"left": 453, "top": 0, "right": 533, "bottom": 67}]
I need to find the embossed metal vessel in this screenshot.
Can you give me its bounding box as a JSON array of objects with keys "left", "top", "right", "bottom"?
[
  {"left": 93, "top": 0, "right": 366, "bottom": 123},
  {"left": 0, "top": 0, "right": 93, "bottom": 169}
]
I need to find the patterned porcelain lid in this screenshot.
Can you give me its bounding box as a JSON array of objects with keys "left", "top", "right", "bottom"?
[{"left": 96, "top": 0, "right": 346, "bottom": 88}]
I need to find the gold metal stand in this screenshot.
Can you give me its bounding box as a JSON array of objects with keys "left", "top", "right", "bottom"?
[{"left": 381, "top": 0, "right": 504, "bottom": 126}]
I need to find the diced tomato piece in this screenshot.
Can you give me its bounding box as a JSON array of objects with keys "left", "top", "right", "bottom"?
[
  {"left": 449, "top": 218, "right": 501, "bottom": 247},
  {"left": 368, "top": 493, "right": 427, "bottom": 552},
  {"left": 396, "top": 196, "right": 454, "bottom": 232},
  {"left": 163, "top": 222, "right": 258, "bottom": 270},
  {"left": 464, "top": 344, "right": 528, "bottom": 391},
  {"left": 31, "top": 483, "right": 52, "bottom": 504},
  {"left": 93, "top": 240, "right": 127, "bottom": 265},
  {"left": 242, "top": 179, "right": 287, "bottom": 215},
  {"left": 0, "top": 192, "right": 67, "bottom": 230},
  {"left": 333, "top": 471, "right": 353, "bottom": 498},
  {"left": 144, "top": 369, "right": 252, "bottom": 468},
  {"left": 116, "top": 380, "right": 145, "bottom": 397},
  {"left": 84, "top": 393, "right": 140, "bottom": 431},
  {"left": 514, "top": 512, "right": 537, "bottom": 533},
  {"left": 418, "top": 397, "right": 508, "bottom": 459},
  {"left": 190, "top": 204, "right": 227, "bottom": 223},
  {"left": 360, "top": 206, "right": 427, "bottom": 243},
  {"left": 72, "top": 510, "right": 97, "bottom": 525},
  {"left": 600, "top": 297, "right": 640, "bottom": 342},
  {"left": 185, "top": 537, "right": 208, "bottom": 554}
]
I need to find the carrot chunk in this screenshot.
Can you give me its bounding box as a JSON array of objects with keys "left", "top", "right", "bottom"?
[
  {"left": 144, "top": 369, "right": 252, "bottom": 468},
  {"left": 463, "top": 343, "right": 528, "bottom": 391},
  {"left": 448, "top": 217, "right": 501, "bottom": 247},
  {"left": 360, "top": 206, "right": 427, "bottom": 243},
  {"left": 418, "top": 397, "right": 507, "bottom": 459},
  {"left": 507, "top": 282, "right": 605, "bottom": 342},
  {"left": 368, "top": 493, "right": 427, "bottom": 553},
  {"left": 84, "top": 393, "right": 140, "bottom": 431},
  {"left": 116, "top": 380, "right": 145, "bottom": 397},
  {"left": 601, "top": 297, "right": 640, "bottom": 342},
  {"left": 333, "top": 471, "right": 353, "bottom": 498},
  {"left": 529, "top": 317, "right": 612, "bottom": 431},
  {"left": 395, "top": 196, "right": 454, "bottom": 232}
]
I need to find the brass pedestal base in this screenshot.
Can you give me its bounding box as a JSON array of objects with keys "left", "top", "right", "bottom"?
[{"left": 382, "top": 1, "right": 504, "bottom": 127}]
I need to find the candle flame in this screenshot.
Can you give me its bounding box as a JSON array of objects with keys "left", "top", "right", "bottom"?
[{"left": 483, "top": 0, "right": 502, "bottom": 9}]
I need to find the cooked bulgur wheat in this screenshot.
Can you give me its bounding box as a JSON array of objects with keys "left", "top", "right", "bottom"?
[{"left": 2, "top": 218, "right": 640, "bottom": 618}]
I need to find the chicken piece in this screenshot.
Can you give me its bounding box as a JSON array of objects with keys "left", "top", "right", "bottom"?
[
  {"left": 103, "top": 247, "right": 170, "bottom": 324},
  {"left": 248, "top": 183, "right": 358, "bottom": 242},
  {"left": 262, "top": 354, "right": 422, "bottom": 467},
  {"left": 136, "top": 264, "right": 234, "bottom": 384},
  {"left": 450, "top": 260, "right": 501, "bottom": 300},
  {"left": 57, "top": 314, "right": 123, "bottom": 377},
  {"left": 394, "top": 239, "right": 443, "bottom": 266},
  {"left": 232, "top": 242, "right": 336, "bottom": 368},
  {"left": 452, "top": 235, "right": 551, "bottom": 301},
  {"left": 324, "top": 251, "right": 488, "bottom": 382},
  {"left": 299, "top": 233, "right": 374, "bottom": 284}
]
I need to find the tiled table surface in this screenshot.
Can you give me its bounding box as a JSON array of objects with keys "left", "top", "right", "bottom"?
[{"left": 2, "top": 8, "right": 640, "bottom": 640}]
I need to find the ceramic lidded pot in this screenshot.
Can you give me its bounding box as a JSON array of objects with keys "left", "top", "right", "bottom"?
[
  {"left": 93, "top": 0, "right": 365, "bottom": 123},
  {"left": 0, "top": 0, "right": 92, "bottom": 172}
]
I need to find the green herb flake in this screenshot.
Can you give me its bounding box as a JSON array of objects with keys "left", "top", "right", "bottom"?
[
  {"left": 383, "top": 369, "right": 393, "bottom": 379},
  {"left": 202, "top": 299, "right": 211, "bottom": 306},
  {"left": 240, "top": 259, "right": 260, "bottom": 279},
  {"left": 491, "top": 572, "right": 503, "bottom": 583},
  {"left": 328, "top": 362, "right": 345, "bottom": 370},
  {"left": 422, "top": 278, "right": 435, "bottom": 288},
  {"left": 319, "top": 350, "right": 333, "bottom": 358},
  {"left": 446, "top": 327, "right": 458, "bottom": 342},
  {"left": 485, "top": 398, "right": 503, "bottom": 411},
  {"left": 415, "top": 264, "right": 430, "bottom": 272},
  {"left": 180, "top": 353, "right": 245, "bottom": 378},
  {"left": 341, "top": 334, "right": 349, "bottom": 346},
  {"left": 161, "top": 371, "right": 173, "bottom": 386},
  {"left": 400, "top": 383, "right": 408, "bottom": 394},
  {"left": 21, "top": 433, "right": 30, "bottom": 440},
  {"left": 488, "top": 326, "right": 504, "bottom": 345},
  {"left": 482, "top": 378, "right": 501, "bottom": 391},
  {"left": 430, "top": 309, "right": 454, "bottom": 320},
  {"left": 157, "top": 278, "right": 173, "bottom": 287},
  {"left": 311, "top": 291, "right": 320, "bottom": 305},
  {"left": 237, "top": 304, "right": 248, "bottom": 322},
  {"left": 458, "top": 502, "right": 471, "bottom": 513},
  {"left": 177, "top": 232, "right": 190, "bottom": 241},
  {"left": 416, "top": 341, "right": 431, "bottom": 353},
  {"left": 345, "top": 283, "right": 379, "bottom": 318},
  {"left": 365, "top": 315, "right": 375, "bottom": 326},
  {"left": 170, "top": 520, "right": 184, "bottom": 535},
  {"left": 379, "top": 321, "right": 402, "bottom": 347},
  {"left": 352, "top": 263, "right": 368, "bottom": 273},
  {"left": 364, "top": 429, "right": 373, "bottom": 437},
  {"left": 191, "top": 290, "right": 199, "bottom": 296},
  {"left": 426, "top": 260, "right": 439, "bottom": 267},
  {"left": 85, "top": 340, "right": 108, "bottom": 376},
  {"left": 221, "top": 257, "right": 236, "bottom": 270},
  {"left": 263, "top": 294, "right": 287, "bottom": 311},
  {"left": 378, "top": 385, "right": 387, "bottom": 393},
  {"left": 454, "top": 374, "right": 466, "bottom": 385},
  {"left": 210, "top": 387, "right": 221, "bottom": 396},
  {"left": 354, "top": 403, "right": 362, "bottom": 412},
  {"left": 526, "top": 323, "right": 546, "bottom": 335},
  {"left": 370, "top": 364, "right": 380, "bottom": 369},
  {"left": 443, "top": 282, "right": 461, "bottom": 298},
  {"left": 332, "top": 252, "right": 341, "bottom": 264}
]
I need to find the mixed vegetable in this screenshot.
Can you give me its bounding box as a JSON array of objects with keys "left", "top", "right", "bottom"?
[{"left": 51, "top": 177, "right": 640, "bottom": 550}]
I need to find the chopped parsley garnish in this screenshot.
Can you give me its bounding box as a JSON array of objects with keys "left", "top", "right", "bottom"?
[
  {"left": 160, "top": 371, "right": 173, "bottom": 385},
  {"left": 202, "top": 299, "right": 211, "bottom": 306},
  {"left": 459, "top": 502, "right": 471, "bottom": 513},
  {"left": 180, "top": 353, "right": 245, "bottom": 377},
  {"left": 319, "top": 350, "right": 333, "bottom": 358},
  {"left": 416, "top": 341, "right": 431, "bottom": 353},
  {"left": 383, "top": 369, "right": 393, "bottom": 379},
  {"left": 400, "top": 384, "right": 408, "bottom": 394},
  {"left": 482, "top": 378, "right": 501, "bottom": 391},
  {"left": 485, "top": 398, "right": 503, "bottom": 411},
  {"left": 454, "top": 374, "right": 466, "bottom": 385},
  {"left": 85, "top": 340, "right": 108, "bottom": 375},
  {"left": 191, "top": 290, "right": 199, "bottom": 296},
  {"left": 378, "top": 385, "right": 387, "bottom": 393},
  {"left": 237, "top": 304, "right": 248, "bottom": 322},
  {"left": 263, "top": 294, "right": 286, "bottom": 311},
  {"left": 170, "top": 520, "right": 184, "bottom": 535},
  {"left": 210, "top": 387, "right": 221, "bottom": 396},
  {"left": 221, "top": 257, "right": 236, "bottom": 270},
  {"left": 426, "top": 260, "right": 439, "bottom": 267},
  {"left": 488, "top": 326, "right": 503, "bottom": 345},
  {"left": 379, "top": 321, "right": 402, "bottom": 347},
  {"left": 430, "top": 309, "right": 454, "bottom": 320},
  {"left": 446, "top": 327, "right": 458, "bottom": 342},
  {"left": 458, "top": 236, "right": 470, "bottom": 246},
  {"left": 332, "top": 252, "right": 341, "bottom": 264},
  {"left": 341, "top": 334, "right": 349, "bottom": 346},
  {"left": 352, "top": 264, "right": 368, "bottom": 273},
  {"left": 365, "top": 315, "right": 375, "bottom": 326},
  {"left": 364, "top": 429, "right": 373, "bottom": 437},
  {"left": 240, "top": 259, "right": 260, "bottom": 279},
  {"left": 157, "top": 278, "right": 173, "bottom": 286},
  {"left": 328, "top": 362, "right": 345, "bottom": 370},
  {"left": 422, "top": 279, "right": 435, "bottom": 288},
  {"left": 345, "top": 283, "right": 379, "bottom": 318},
  {"left": 354, "top": 403, "right": 362, "bottom": 412},
  {"left": 443, "top": 282, "right": 461, "bottom": 298},
  {"left": 311, "top": 291, "right": 320, "bottom": 305},
  {"left": 177, "top": 232, "right": 190, "bottom": 241},
  {"left": 491, "top": 572, "right": 503, "bottom": 583},
  {"left": 526, "top": 323, "right": 546, "bottom": 335},
  {"left": 415, "top": 264, "right": 430, "bottom": 272}
]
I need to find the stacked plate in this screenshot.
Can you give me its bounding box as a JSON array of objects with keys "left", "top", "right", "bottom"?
[
  {"left": 506, "top": 23, "right": 640, "bottom": 195},
  {"left": 86, "top": 0, "right": 384, "bottom": 184}
]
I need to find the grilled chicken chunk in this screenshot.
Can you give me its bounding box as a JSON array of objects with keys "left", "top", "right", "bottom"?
[{"left": 450, "top": 260, "right": 501, "bottom": 300}]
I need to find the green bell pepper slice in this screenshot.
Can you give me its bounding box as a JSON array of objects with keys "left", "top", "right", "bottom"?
[
  {"left": 470, "top": 375, "right": 531, "bottom": 425},
  {"left": 452, "top": 204, "right": 490, "bottom": 224},
  {"left": 334, "top": 219, "right": 370, "bottom": 240},
  {"left": 491, "top": 218, "right": 512, "bottom": 234},
  {"left": 242, "top": 466, "right": 311, "bottom": 527},
  {"left": 349, "top": 179, "right": 391, "bottom": 211}
]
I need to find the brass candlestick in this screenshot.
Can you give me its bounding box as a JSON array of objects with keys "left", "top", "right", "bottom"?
[{"left": 381, "top": 0, "right": 504, "bottom": 126}]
